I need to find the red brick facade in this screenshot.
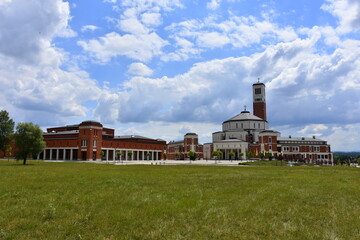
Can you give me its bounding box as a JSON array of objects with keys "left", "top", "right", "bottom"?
[
  {"left": 167, "top": 133, "right": 204, "bottom": 160},
  {"left": 2, "top": 120, "right": 167, "bottom": 161}
]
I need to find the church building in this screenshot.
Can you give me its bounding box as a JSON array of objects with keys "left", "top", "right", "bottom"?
[{"left": 206, "top": 81, "right": 333, "bottom": 163}]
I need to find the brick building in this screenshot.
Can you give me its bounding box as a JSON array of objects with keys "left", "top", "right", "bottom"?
[
  {"left": 27, "top": 120, "right": 166, "bottom": 161},
  {"left": 206, "top": 81, "right": 333, "bottom": 163},
  {"left": 167, "top": 133, "right": 204, "bottom": 160}
]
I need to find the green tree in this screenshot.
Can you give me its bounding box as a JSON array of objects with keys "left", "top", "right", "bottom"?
[
  {"left": 188, "top": 150, "right": 195, "bottom": 160},
  {"left": 175, "top": 152, "right": 180, "bottom": 160},
  {"left": 0, "top": 110, "right": 15, "bottom": 155},
  {"left": 229, "top": 152, "right": 235, "bottom": 161},
  {"left": 146, "top": 152, "right": 151, "bottom": 160},
  {"left": 212, "top": 150, "right": 222, "bottom": 161},
  {"left": 14, "top": 122, "right": 45, "bottom": 165},
  {"left": 99, "top": 151, "right": 105, "bottom": 160},
  {"left": 238, "top": 152, "right": 244, "bottom": 160},
  {"left": 163, "top": 152, "right": 167, "bottom": 160},
  {"left": 246, "top": 150, "right": 255, "bottom": 158},
  {"left": 116, "top": 151, "right": 122, "bottom": 161},
  {"left": 128, "top": 151, "right": 133, "bottom": 160}
]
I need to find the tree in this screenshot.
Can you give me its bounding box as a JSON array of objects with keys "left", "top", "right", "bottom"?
[
  {"left": 128, "top": 151, "right": 133, "bottom": 160},
  {"left": 238, "top": 152, "right": 244, "bottom": 160},
  {"left": 229, "top": 152, "right": 235, "bottom": 161},
  {"left": 212, "top": 150, "right": 222, "bottom": 163},
  {"left": 99, "top": 151, "right": 105, "bottom": 160},
  {"left": 188, "top": 150, "right": 195, "bottom": 160},
  {"left": 116, "top": 151, "right": 122, "bottom": 161},
  {"left": 14, "top": 122, "right": 45, "bottom": 165},
  {"left": 175, "top": 152, "right": 180, "bottom": 160},
  {"left": 163, "top": 152, "right": 167, "bottom": 160},
  {"left": 246, "top": 150, "right": 255, "bottom": 159},
  {"left": 0, "top": 110, "right": 15, "bottom": 155},
  {"left": 146, "top": 152, "right": 151, "bottom": 160}
]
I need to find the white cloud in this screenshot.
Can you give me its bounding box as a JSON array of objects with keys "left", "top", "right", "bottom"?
[
  {"left": 127, "top": 62, "right": 154, "bottom": 76},
  {"left": 196, "top": 31, "right": 230, "bottom": 48},
  {"left": 141, "top": 12, "right": 162, "bottom": 27},
  {"left": 118, "top": 17, "right": 149, "bottom": 35},
  {"left": 164, "top": 15, "right": 298, "bottom": 60},
  {"left": 298, "top": 124, "right": 329, "bottom": 135},
  {"left": 78, "top": 32, "right": 168, "bottom": 63},
  {"left": 94, "top": 27, "right": 360, "bottom": 137},
  {"left": 321, "top": 0, "right": 360, "bottom": 34},
  {"left": 325, "top": 124, "right": 360, "bottom": 151},
  {"left": 0, "top": 0, "right": 100, "bottom": 125},
  {"left": 81, "top": 25, "right": 99, "bottom": 32},
  {"left": 207, "top": 0, "right": 222, "bottom": 10},
  {"left": 116, "top": 121, "right": 218, "bottom": 144},
  {"left": 79, "top": 0, "right": 182, "bottom": 63},
  {"left": 0, "top": 0, "right": 76, "bottom": 63}
]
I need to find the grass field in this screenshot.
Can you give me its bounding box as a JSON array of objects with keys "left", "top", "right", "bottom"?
[{"left": 0, "top": 160, "right": 359, "bottom": 240}]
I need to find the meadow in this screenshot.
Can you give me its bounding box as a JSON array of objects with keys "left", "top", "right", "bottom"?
[{"left": 0, "top": 160, "right": 359, "bottom": 240}]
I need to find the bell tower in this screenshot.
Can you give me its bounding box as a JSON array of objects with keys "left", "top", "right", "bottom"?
[{"left": 253, "top": 79, "right": 267, "bottom": 121}]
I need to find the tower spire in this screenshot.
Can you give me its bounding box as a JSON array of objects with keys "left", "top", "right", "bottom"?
[{"left": 252, "top": 80, "right": 267, "bottom": 121}]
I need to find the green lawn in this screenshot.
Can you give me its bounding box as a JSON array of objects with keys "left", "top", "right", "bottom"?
[{"left": 0, "top": 160, "right": 359, "bottom": 240}]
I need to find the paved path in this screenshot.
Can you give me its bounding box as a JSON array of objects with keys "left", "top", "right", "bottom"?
[
  {"left": 45, "top": 159, "right": 249, "bottom": 166},
  {"left": 110, "top": 159, "right": 247, "bottom": 166}
]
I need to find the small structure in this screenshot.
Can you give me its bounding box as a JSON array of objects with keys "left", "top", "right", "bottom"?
[{"left": 167, "top": 133, "right": 204, "bottom": 160}]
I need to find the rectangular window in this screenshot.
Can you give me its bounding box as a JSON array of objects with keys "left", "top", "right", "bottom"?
[
  {"left": 81, "top": 140, "right": 87, "bottom": 147},
  {"left": 255, "top": 88, "right": 261, "bottom": 94},
  {"left": 268, "top": 137, "right": 272, "bottom": 143},
  {"left": 93, "top": 140, "right": 97, "bottom": 147}
]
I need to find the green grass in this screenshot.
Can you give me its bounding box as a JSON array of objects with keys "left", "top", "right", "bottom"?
[{"left": 0, "top": 160, "right": 359, "bottom": 240}]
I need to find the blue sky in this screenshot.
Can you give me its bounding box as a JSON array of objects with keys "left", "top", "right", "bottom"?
[{"left": 0, "top": 0, "right": 360, "bottom": 151}]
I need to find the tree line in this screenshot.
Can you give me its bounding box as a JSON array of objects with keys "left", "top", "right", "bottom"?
[{"left": 0, "top": 110, "right": 45, "bottom": 165}]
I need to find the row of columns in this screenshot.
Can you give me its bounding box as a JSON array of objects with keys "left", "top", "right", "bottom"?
[
  {"left": 102, "top": 149, "right": 162, "bottom": 161},
  {"left": 40, "top": 148, "right": 162, "bottom": 161},
  {"left": 41, "top": 148, "right": 78, "bottom": 161},
  {"left": 218, "top": 149, "right": 245, "bottom": 160}
]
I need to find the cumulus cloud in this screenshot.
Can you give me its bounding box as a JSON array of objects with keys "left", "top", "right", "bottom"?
[
  {"left": 78, "top": 32, "right": 168, "bottom": 63},
  {"left": 207, "top": 0, "right": 222, "bottom": 10},
  {"left": 79, "top": 0, "right": 182, "bottom": 63},
  {"left": 321, "top": 0, "right": 360, "bottom": 33},
  {"left": 94, "top": 26, "right": 360, "bottom": 135},
  {"left": 164, "top": 15, "right": 298, "bottom": 61},
  {"left": 127, "top": 62, "right": 154, "bottom": 76},
  {"left": 81, "top": 25, "right": 99, "bottom": 32},
  {"left": 0, "top": 0, "right": 100, "bottom": 125},
  {"left": 0, "top": 0, "right": 76, "bottom": 63}
]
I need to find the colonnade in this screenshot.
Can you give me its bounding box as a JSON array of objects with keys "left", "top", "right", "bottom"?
[
  {"left": 217, "top": 148, "right": 245, "bottom": 160},
  {"left": 101, "top": 148, "right": 162, "bottom": 161},
  {"left": 39, "top": 148, "right": 162, "bottom": 161},
  {"left": 40, "top": 148, "right": 78, "bottom": 161}
]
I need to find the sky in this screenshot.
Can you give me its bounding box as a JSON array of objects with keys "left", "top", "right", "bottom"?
[{"left": 0, "top": 0, "right": 360, "bottom": 151}]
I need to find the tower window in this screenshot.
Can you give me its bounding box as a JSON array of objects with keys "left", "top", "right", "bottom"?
[{"left": 255, "top": 88, "right": 261, "bottom": 94}]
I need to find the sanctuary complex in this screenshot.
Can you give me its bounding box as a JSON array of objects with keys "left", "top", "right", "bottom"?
[
  {"left": 0, "top": 81, "right": 332, "bottom": 164},
  {"left": 203, "top": 81, "right": 333, "bottom": 163}
]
